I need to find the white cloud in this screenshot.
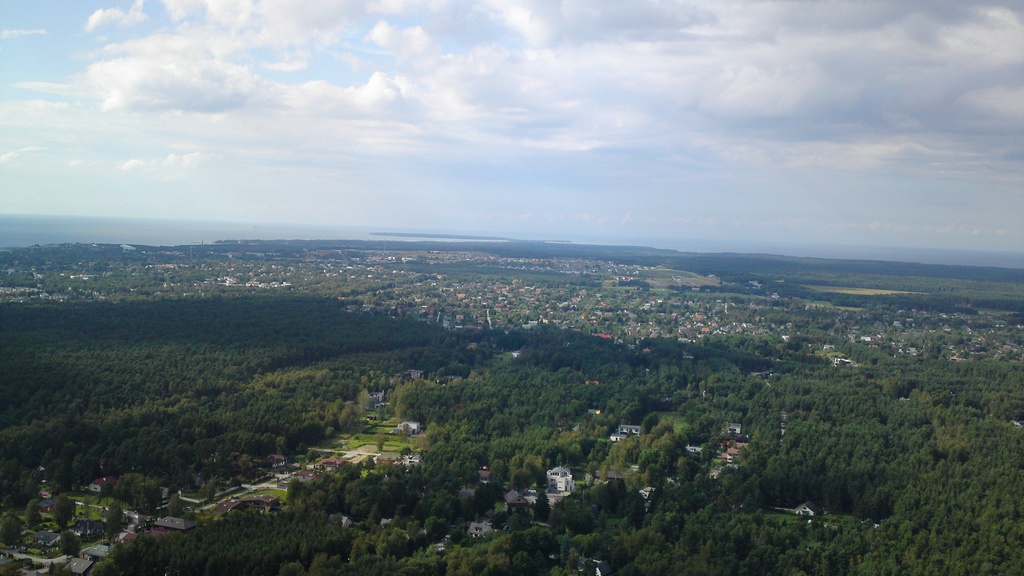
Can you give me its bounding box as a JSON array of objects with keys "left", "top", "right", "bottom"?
[
  {"left": 164, "top": 151, "right": 209, "bottom": 167},
  {"left": 7, "top": 0, "right": 1022, "bottom": 250},
  {"left": 1, "top": 29, "right": 47, "bottom": 39},
  {"left": 86, "top": 0, "right": 149, "bottom": 32},
  {"left": 0, "top": 147, "right": 45, "bottom": 165},
  {"left": 120, "top": 158, "right": 147, "bottom": 170},
  {"left": 86, "top": 32, "right": 264, "bottom": 112},
  {"left": 367, "top": 20, "right": 435, "bottom": 61}
]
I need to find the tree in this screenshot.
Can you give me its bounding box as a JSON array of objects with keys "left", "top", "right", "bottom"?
[
  {"left": 59, "top": 530, "right": 81, "bottom": 557},
  {"left": 168, "top": 493, "right": 184, "bottom": 517},
  {"left": 1, "top": 514, "right": 22, "bottom": 546},
  {"left": 24, "top": 499, "right": 41, "bottom": 529},
  {"left": 534, "top": 491, "right": 550, "bottom": 522},
  {"left": 105, "top": 505, "right": 123, "bottom": 543},
  {"left": 642, "top": 412, "right": 661, "bottom": 435},
  {"left": 99, "top": 481, "right": 115, "bottom": 503},
  {"left": 54, "top": 495, "right": 76, "bottom": 530},
  {"left": 201, "top": 478, "right": 218, "bottom": 503}
]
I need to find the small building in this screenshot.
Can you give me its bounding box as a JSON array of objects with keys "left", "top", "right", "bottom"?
[
  {"left": 153, "top": 516, "right": 196, "bottom": 533},
  {"left": 293, "top": 470, "right": 324, "bottom": 483},
  {"left": 71, "top": 519, "right": 105, "bottom": 538},
  {"left": 617, "top": 424, "right": 642, "bottom": 436},
  {"left": 478, "top": 468, "right": 492, "bottom": 483},
  {"left": 33, "top": 530, "right": 60, "bottom": 547},
  {"left": 369, "top": 390, "right": 386, "bottom": 408},
  {"left": 609, "top": 433, "right": 629, "bottom": 442},
  {"left": 393, "top": 421, "right": 421, "bottom": 436},
  {"left": 467, "top": 521, "right": 493, "bottom": 537},
  {"left": 503, "top": 490, "right": 530, "bottom": 508},
  {"left": 265, "top": 454, "right": 288, "bottom": 469},
  {"left": 547, "top": 466, "right": 574, "bottom": 494},
  {"left": 213, "top": 494, "right": 280, "bottom": 515},
  {"left": 577, "top": 557, "right": 613, "bottom": 576},
  {"left": 795, "top": 501, "right": 824, "bottom": 517},
  {"left": 87, "top": 476, "right": 118, "bottom": 494},
  {"left": 65, "top": 558, "right": 94, "bottom": 576},
  {"left": 726, "top": 423, "right": 742, "bottom": 435},
  {"left": 313, "top": 457, "right": 346, "bottom": 472},
  {"left": 328, "top": 514, "right": 354, "bottom": 528},
  {"left": 81, "top": 544, "right": 110, "bottom": 561},
  {"left": 685, "top": 445, "right": 703, "bottom": 455}
]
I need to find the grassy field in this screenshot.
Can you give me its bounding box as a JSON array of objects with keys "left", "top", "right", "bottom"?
[
  {"left": 318, "top": 419, "right": 425, "bottom": 455},
  {"left": 801, "top": 284, "right": 921, "bottom": 295},
  {"left": 642, "top": 268, "right": 721, "bottom": 287},
  {"left": 651, "top": 412, "right": 692, "bottom": 434}
]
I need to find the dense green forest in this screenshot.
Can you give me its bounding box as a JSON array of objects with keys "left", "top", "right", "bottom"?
[{"left": 2, "top": 243, "right": 1024, "bottom": 575}]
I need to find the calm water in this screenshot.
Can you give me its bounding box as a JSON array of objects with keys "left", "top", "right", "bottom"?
[{"left": 2, "top": 214, "right": 1022, "bottom": 269}]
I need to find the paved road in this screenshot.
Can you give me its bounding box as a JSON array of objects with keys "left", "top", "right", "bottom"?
[{"left": 0, "top": 548, "right": 66, "bottom": 566}]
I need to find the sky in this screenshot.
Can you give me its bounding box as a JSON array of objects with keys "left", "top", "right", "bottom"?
[{"left": 1, "top": 0, "right": 1022, "bottom": 253}]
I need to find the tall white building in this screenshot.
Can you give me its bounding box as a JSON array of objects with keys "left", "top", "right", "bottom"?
[{"left": 547, "top": 466, "right": 574, "bottom": 493}]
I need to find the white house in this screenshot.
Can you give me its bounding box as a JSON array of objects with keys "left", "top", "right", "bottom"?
[
  {"left": 795, "top": 501, "right": 824, "bottom": 516},
  {"left": 617, "top": 424, "right": 642, "bottom": 435},
  {"left": 467, "top": 521, "right": 494, "bottom": 537},
  {"left": 87, "top": 476, "right": 117, "bottom": 494},
  {"left": 394, "top": 421, "right": 422, "bottom": 436},
  {"left": 547, "top": 466, "right": 574, "bottom": 493}
]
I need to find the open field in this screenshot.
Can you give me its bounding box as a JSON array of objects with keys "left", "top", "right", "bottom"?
[
  {"left": 801, "top": 284, "right": 922, "bottom": 296},
  {"left": 640, "top": 267, "right": 721, "bottom": 288}
]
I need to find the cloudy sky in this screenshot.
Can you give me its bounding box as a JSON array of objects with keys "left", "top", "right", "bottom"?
[{"left": 2, "top": 0, "right": 1022, "bottom": 252}]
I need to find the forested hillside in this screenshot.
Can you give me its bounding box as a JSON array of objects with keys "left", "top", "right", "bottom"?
[{"left": 1, "top": 242, "right": 1023, "bottom": 575}]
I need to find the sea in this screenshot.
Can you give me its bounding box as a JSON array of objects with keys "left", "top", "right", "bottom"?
[{"left": 2, "top": 214, "right": 1022, "bottom": 270}]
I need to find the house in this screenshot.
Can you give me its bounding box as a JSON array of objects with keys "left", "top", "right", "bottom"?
[
  {"left": 404, "top": 369, "right": 423, "bottom": 379},
  {"left": 795, "top": 501, "right": 824, "bottom": 517},
  {"left": 503, "top": 490, "right": 530, "bottom": 507},
  {"left": 37, "top": 498, "right": 58, "bottom": 513},
  {"left": 71, "top": 519, "right": 105, "bottom": 538},
  {"left": 265, "top": 454, "right": 288, "bottom": 469},
  {"left": 120, "top": 509, "right": 147, "bottom": 528},
  {"left": 81, "top": 544, "right": 110, "bottom": 561},
  {"left": 685, "top": 445, "right": 703, "bottom": 455},
  {"left": 213, "top": 494, "right": 280, "bottom": 515},
  {"left": 609, "top": 433, "right": 629, "bottom": 442},
  {"left": 65, "top": 558, "right": 94, "bottom": 576},
  {"left": 153, "top": 516, "right": 196, "bottom": 533},
  {"left": 726, "top": 423, "right": 742, "bottom": 435},
  {"left": 547, "top": 466, "right": 574, "bottom": 494},
  {"left": 617, "top": 424, "right": 642, "bottom": 436},
  {"left": 478, "top": 468, "right": 492, "bottom": 483},
  {"left": 33, "top": 530, "right": 60, "bottom": 547},
  {"left": 577, "top": 557, "right": 613, "bottom": 576},
  {"left": 467, "top": 521, "right": 493, "bottom": 537},
  {"left": 87, "top": 476, "right": 118, "bottom": 494},
  {"left": 393, "top": 421, "right": 421, "bottom": 436},
  {"left": 293, "top": 470, "right": 324, "bottom": 482},
  {"left": 369, "top": 390, "right": 386, "bottom": 408},
  {"left": 314, "top": 457, "right": 346, "bottom": 472},
  {"left": 328, "top": 514, "right": 354, "bottom": 528},
  {"left": 719, "top": 446, "right": 741, "bottom": 463}
]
